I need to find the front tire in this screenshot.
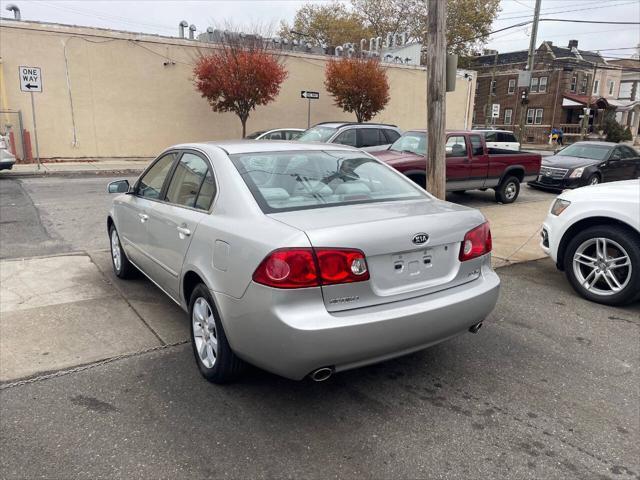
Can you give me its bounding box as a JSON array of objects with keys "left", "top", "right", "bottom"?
[
  {"left": 586, "top": 174, "right": 600, "bottom": 186},
  {"left": 563, "top": 226, "right": 640, "bottom": 306},
  {"left": 189, "top": 284, "right": 244, "bottom": 383},
  {"left": 109, "top": 225, "right": 136, "bottom": 279},
  {"left": 495, "top": 176, "right": 520, "bottom": 203}
]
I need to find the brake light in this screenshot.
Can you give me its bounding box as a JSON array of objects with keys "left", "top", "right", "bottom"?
[
  {"left": 316, "top": 248, "right": 369, "bottom": 284},
  {"left": 253, "top": 248, "right": 369, "bottom": 289},
  {"left": 459, "top": 222, "right": 492, "bottom": 262}
]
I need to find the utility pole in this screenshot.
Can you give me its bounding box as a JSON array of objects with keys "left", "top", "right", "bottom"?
[
  {"left": 485, "top": 51, "right": 499, "bottom": 128},
  {"left": 517, "top": 0, "right": 542, "bottom": 143},
  {"left": 425, "top": 0, "right": 447, "bottom": 200}
]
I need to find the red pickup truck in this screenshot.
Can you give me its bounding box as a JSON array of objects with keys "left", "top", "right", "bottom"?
[{"left": 371, "top": 130, "right": 542, "bottom": 203}]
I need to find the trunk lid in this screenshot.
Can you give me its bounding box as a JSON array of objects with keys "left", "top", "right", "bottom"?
[{"left": 269, "top": 198, "right": 487, "bottom": 312}]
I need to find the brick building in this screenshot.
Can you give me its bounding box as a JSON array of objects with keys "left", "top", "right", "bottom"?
[{"left": 469, "top": 40, "right": 622, "bottom": 144}]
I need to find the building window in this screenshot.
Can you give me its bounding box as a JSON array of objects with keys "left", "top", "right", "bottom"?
[
  {"left": 472, "top": 109, "right": 477, "bottom": 124},
  {"left": 593, "top": 79, "right": 600, "bottom": 95},
  {"left": 535, "top": 108, "right": 543, "bottom": 124},
  {"left": 580, "top": 76, "right": 588, "bottom": 94},
  {"left": 504, "top": 108, "right": 513, "bottom": 125},
  {"left": 570, "top": 76, "right": 577, "bottom": 92},
  {"left": 526, "top": 108, "right": 535, "bottom": 124},
  {"left": 608, "top": 80, "right": 615, "bottom": 95},
  {"left": 508, "top": 79, "right": 516, "bottom": 94},
  {"left": 530, "top": 77, "right": 539, "bottom": 93},
  {"left": 539, "top": 76, "right": 548, "bottom": 93},
  {"left": 490, "top": 80, "right": 496, "bottom": 95}
]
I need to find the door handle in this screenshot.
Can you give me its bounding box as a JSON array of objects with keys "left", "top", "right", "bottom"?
[
  {"left": 138, "top": 213, "right": 149, "bottom": 223},
  {"left": 176, "top": 226, "right": 191, "bottom": 237}
]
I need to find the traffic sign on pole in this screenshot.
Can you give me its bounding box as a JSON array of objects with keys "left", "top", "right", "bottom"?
[
  {"left": 19, "top": 66, "right": 42, "bottom": 170},
  {"left": 300, "top": 91, "right": 319, "bottom": 128},
  {"left": 19, "top": 66, "right": 42, "bottom": 92},
  {"left": 300, "top": 91, "right": 320, "bottom": 100}
]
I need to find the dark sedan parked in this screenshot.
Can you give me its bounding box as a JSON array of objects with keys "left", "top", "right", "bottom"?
[{"left": 529, "top": 141, "right": 639, "bottom": 190}]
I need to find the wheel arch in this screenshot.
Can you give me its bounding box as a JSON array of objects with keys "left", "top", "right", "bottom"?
[
  {"left": 107, "top": 215, "right": 114, "bottom": 234},
  {"left": 499, "top": 165, "right": 525, "bottom": 184},
  {"left": 557, "top": 216, "right": 640, "bottom": 271}
]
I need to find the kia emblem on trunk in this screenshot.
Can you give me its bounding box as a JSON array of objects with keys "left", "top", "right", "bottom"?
[{"left": 412, "top": 233, "right": 429, "bottom": 245}]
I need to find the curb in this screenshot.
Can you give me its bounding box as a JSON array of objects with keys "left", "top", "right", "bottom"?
[{"left": 1, "top": 168, "right": 144, "bottom": 178}]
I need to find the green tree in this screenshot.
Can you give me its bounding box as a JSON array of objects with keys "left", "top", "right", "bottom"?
[
  {"left": 282, "top": 0, "right": 501, "bottom": 56},
  {"left": 278, "top": 2, "right": 372, "bottom": 48}
]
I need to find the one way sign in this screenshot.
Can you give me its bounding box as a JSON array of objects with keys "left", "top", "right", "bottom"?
[
  {"left": 19, "top": 66, "right": 42, "bottom": 93},
  {"left": 300, "top": 90, "right": 319, "bottom": 100}
]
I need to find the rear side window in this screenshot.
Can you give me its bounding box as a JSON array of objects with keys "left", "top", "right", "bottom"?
[
  {"left": 137, "top": 153, "right": 175, "bottom": 199},
  {"left": 620, "top": 146, "right": 638, "bottom": 159},
  {"left": 484, "top": 132, "right": 497, "bottom": 142},
  {"left": 165, "top": 152, "right": 216, "bottom": 209},
  {"left": 446, "top": 136, "right": 468, "bottom": 157},
  {"left": 360, "top": 128, "right": 384, "bottom": 147},
  {"left": 470, "top": 135, "right": 483, "bottom": 156},
  {"left": 383, "top": 129, "right": 401, "bottom": 143},
  {"left": 265, "top": 131, "right": 284, "bottom": 140},
  {"left": 230, "top": 150, "right": 424, "bottom": 213},
  {"left": 504, "top": 133, "right": 517, "bottom": 143},
  {"left": 334, "top": 129, "right": 357, "bottom": 147}
]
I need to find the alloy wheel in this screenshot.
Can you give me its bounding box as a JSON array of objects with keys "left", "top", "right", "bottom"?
[
  {"left": 505, "top": 182, "right": 517, "bottom": 200},
  {"left": 192, "top": 297, "right": 218, "bottom": 368},
  {"left": 111, "top": 229, "right": 121, "bottom": 272},
  {"left": 589, "top": 176, "right": 599, "bottom": 185},
  {"left": 572, "top": 237, "right": 632, "bottom": 296}
]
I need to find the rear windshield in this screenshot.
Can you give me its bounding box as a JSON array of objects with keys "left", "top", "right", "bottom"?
[
  {"left": 558, "top": 143, "right": 610, "bottom": 161},
  {"left": 297, "top": 126, "right": 337, "bottom": 143},
  {"left": 230, "top": 150, "right": 425, "bottom": 212},
  {"left": 389, "top": 131, "right": 426, "bottom": 156}
]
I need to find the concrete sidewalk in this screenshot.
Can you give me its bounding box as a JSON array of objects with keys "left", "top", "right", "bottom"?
[{"left": 3, "top": 159, "right": 149, "bottom": 177}]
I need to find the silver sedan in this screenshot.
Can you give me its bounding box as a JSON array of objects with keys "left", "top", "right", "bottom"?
[{"left": 107, "top": 141, "right": 500, "bottom": 383}]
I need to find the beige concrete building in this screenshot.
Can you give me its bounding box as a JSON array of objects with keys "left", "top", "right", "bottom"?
[{"left": 0, "top": 19, "right": 476, "bottom": 160}]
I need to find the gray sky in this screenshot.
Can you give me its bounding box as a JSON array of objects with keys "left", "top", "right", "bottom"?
[{"left": 5, "top": 0, "right": 640, "bottom": 58}]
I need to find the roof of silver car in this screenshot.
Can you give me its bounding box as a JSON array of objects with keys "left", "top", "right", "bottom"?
[{"left": 174, "top": 140, "right": 360, "bottom": 155}]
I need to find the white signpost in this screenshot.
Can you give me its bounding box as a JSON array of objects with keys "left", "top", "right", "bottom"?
[
  {"left": 491, "top": 103, "right": 500, "bottom": 119},
  {"left": 19, "top": 66, "right": 42, "bottom": 169},
  {"left": 301, "top": 90, "right": 320, "bottom": 128}
]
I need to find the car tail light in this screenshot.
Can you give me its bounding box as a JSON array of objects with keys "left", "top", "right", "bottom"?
[
  {"left": 459, "top": 222, "right": 492, "bottom": 262},
  {"left": 316, "top": 248, "right": 369, "bottom": 284},
  {"left": 253, "top": 248, "right": 369, "bottom": 289}
]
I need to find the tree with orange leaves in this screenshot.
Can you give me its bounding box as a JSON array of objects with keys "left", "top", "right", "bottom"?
[
  {"left": 324, "top": 57, "right": 390, "bottom": 123},
  {"left": 194, "top": 39, "right": 288, "bottom": 138}
]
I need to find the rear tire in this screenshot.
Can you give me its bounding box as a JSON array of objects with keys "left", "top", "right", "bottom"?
[
  {"left": 495, "top": 176, "right": 520, "bottom": 203},
  {"left": 189, "top": 284, "right": 244, "bottom": 383},
  {"left": 563, "top": 226, "right": 640, "bottom": 306},
  {"left": 453, "top": 190, "right": 466, "bottom": 194},
  {"left": 109, "top": 225, "right": 136, "bottom": 279}
]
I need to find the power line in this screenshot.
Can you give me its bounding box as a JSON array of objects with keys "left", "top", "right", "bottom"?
[{"left": 496, "top": 0, "right": 638, "bottom": 22}]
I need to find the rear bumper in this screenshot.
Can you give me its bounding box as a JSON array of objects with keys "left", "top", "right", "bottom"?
[
  {"left": 0, "top": 159, "right": 15, "bottom": 171},
  {"left": 214, "top": 256, "right": 500, "bottom": 380}
]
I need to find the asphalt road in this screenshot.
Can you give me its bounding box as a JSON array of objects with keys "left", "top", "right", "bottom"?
[
  {"left": 0, "top": 174, "right": 637, "bottom": 479},
  {"left": 1, "top": 259, "right": 638, "bottom": 479}
]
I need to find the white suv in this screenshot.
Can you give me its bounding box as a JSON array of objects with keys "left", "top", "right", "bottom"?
[
  {"left": 541, "top": 179, "right": 640, "bottom": 305},
  {"left": 473, "top": 129, "right": 520, "bottom": 151}
]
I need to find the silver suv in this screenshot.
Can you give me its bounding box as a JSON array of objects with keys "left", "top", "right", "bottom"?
[
  {"left": 297, "top": 122, "right": 402, "bottom": 152},
  {"left": 107, "top": 141, "right": 499, "bottom": 384}
]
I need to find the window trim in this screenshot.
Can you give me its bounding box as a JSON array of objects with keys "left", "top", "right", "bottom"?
[
  {"left": 134, "top": 148, "right": 219, "bottom": 213},
  {"left": 526, "top": 108, "right": 535, "bottom": 125},
  {"left": 570, "top": 75, "right": 577, "bottom": 92},
  {"left": 490, "top": 79, "right": 497, "bottom": 95},
  {"left": 507, "top": 79, "right": 516, "bottom": 94},
  {"left": 580, "top": 76, "right": 588, "bottom": 94},
  {"left": 539, "top": 76, "right": 548, "bottom": 93},
  {"left": 504, "top": 108, "right": 513, "bottom": 125},
  {"left": 592, "top": 79, "right": 600, "bottom": 95},
  {"left": 530, "top": 77, "right": 539, "bottom": 93},
  {"left": 534, "top": 108, "right": 544, "bottom": 125},
  {"left": 608, "top": 80, "right": 615, "bottom": 95}
]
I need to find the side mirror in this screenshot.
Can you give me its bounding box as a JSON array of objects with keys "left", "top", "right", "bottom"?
[{"left": 108, "top": 179, "right": 130, "bottom": 194}]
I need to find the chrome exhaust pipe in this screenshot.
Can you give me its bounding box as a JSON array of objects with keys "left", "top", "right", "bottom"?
[
  {"left": 310, "top": 367, "right": 333, "bottom": 382},
  {"left": 469, "top": 322, "right": 483, "bottom": 334}
]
